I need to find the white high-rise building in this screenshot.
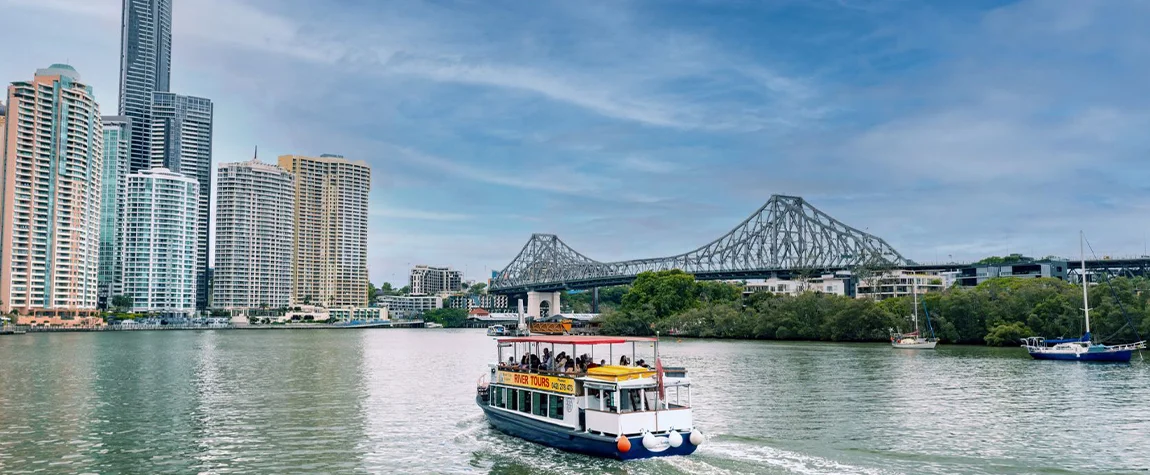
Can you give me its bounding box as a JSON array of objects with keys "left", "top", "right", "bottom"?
[
  {"left": 98, "top": 116, "right": 131, "bottom": 308},
  {"left": 0, "top": 64, "right": 103, "bottom": 317},
  {"left": 410, "top": 265, "right": 464, "bottom": 295},
  {"left": 212, "top": 158, "right": 295, "bottom": 309},
  {"left": 150, "top": 92, "right": 212, "bottom": 309},
  {"left": 120, "top": 167, "right": 198, "bottom": 314},
  {"left": 278, "top": 154, "right": 370, "bottom": 308}
]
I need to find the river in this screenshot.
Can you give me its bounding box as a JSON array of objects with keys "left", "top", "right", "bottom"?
[{"left": 0, "top": 329, "right": 1147, "bottom": 474}]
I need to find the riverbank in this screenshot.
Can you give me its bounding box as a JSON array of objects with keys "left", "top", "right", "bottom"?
[
  {"left": 596, "top": 270, "right": 1150, "bottom": 346},
  {"left": 1, "top": 320, "right": 427, "bottom": 333}
]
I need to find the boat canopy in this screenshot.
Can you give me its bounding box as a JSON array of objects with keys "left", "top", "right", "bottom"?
[
  {"left": 1044, "top": 332, "right": 1092, "bottom": 345},
  {"left": 496, "top": 335, "right": 657, "bottom": 344}
]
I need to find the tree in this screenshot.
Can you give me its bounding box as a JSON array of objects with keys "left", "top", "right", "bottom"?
[
  {"left": 423, "top": 308, "right": 469, "bottom": 328},
  {"left": 469, "top": 282, "right": 488, "bottom": 294},
  {"left": 367, "top": 282, "right": 379, "bottom": 303},
  {"left": 398, "top": 285, "right": 411, "bottom": 295},
  {"left": 111, "top": 295, "right": 133, "bottom": 310}
]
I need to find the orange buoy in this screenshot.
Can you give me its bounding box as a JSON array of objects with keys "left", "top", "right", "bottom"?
[{"left": 616, "top": 435, "right": 631, "bottom": 453}]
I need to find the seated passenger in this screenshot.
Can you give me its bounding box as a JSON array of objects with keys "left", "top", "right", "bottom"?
[
  {"left": 619, "top": 355, "right": 630, "bottom": 366},
  {"left": 564, "top": 360, "right": 576, "bottom": 374}
]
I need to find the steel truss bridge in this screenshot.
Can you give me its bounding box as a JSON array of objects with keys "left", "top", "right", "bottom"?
[{"left": 490, "top": 195, "right": 916, "bottom": 294}]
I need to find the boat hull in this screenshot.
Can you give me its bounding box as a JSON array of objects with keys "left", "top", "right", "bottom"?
[
  {"left": 1028, "top": 349, "right": 1134, "bottom": 362},
  {"left": 892, "top": 341, "right": 938, "bottom": 349},
  {"left": 476, "top": 397, "right": 698, "bottom": 460}
]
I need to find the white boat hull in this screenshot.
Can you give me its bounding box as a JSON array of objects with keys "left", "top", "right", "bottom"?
[{"left": 892, "top": 340, "right": 938, "bottom": 349}]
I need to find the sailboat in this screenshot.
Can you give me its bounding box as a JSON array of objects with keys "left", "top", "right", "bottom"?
[
  {"left": 1021, "top": 232, "right": 1147, "bottom": 362},
  {"left": 890, "top": 277, "right": 938, "bottom": 349}
]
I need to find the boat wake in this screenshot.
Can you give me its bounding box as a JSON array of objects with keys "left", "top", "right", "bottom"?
[{"left": 681, "top": 434, "right": 900, "bottom": 475}]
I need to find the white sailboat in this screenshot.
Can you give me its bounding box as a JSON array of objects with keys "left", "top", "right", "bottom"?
[{"left": 891, "top": 278, "right": 938, "bottom": 349}]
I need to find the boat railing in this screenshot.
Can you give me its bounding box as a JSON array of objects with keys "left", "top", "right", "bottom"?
[
  {"left": 1104, "top": 341, "right": 1147, "bottom": 351},
  {"left": 476, "top": 374, "right": 490, "bottom": 401}
]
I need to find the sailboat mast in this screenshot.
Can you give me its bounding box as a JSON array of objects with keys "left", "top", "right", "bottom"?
[
  {"left": 1081, "top": 231, "right": 1090, "bottom": 334},
  {"left": 913, "top": 277, "right": 919, "bottom": 333}
]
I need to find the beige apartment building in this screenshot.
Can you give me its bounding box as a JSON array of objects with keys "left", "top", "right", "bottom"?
[
  {"left": 0, "top": 64, "right": 103, "bottom": 316},
  {"left": 278, "top": 154, "right": 370, "bottom": 308}
]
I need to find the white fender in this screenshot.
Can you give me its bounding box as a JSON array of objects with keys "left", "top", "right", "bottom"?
[
  {"left": 689, "top": 429, "right": 704, "bottom": 446},
  {"left": 668, "top": 429, "right": 684, "bottom": 448}
]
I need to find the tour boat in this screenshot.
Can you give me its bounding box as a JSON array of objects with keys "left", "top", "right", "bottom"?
[
  {"left": 476, "top": 335, "right": 703, "bottom": 460},
  {"left": 1021, "top": 233, "right": 1146, "bottom": 362},
  {"left": 487, "top": 324, "right": 508, "bottom": 336},
  {"left": 890, "top": 279, "right": 938, "bottom": 349}
]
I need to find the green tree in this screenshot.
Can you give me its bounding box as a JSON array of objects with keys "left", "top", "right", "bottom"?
[
  {"left": 470, "top": 282, "right": 488, "bottom": 294},
  {"left": 111, "top": 295, "right": 133, "bottom": 311},
  {"left": 367, "top": 282, "right": 379, "bottom": 303},
  {"left": 985, "top": 322, "right": 1033, "bottom": 346},
  {"left": 423, "top": 308, "right": 468, "bottom": 328}
]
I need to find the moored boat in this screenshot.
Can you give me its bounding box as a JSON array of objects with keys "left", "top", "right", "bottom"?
[
  {"left": 486, "top": 324, "right": 507, "bottom": 336},
  {"left": 476, "top": 335, "right": 703, "bottom": 460},
  {"left": 1022, "top": 232, "right": 1146, "bottom": 361},
  {"left": 890, "top": 278, "right": 938, "bottom": 349}
]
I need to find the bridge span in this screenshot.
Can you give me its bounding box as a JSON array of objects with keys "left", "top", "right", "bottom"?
[
  {"left": 490, "top": 195, "right": 1150, "bottom": 300},
  {"left": 489, "top": 195, "right": 913, "bottom": 294}
]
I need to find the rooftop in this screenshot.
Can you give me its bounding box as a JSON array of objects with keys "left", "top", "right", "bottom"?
[{"left": 497, "top": 335, "right": 657, "bottom": 345}]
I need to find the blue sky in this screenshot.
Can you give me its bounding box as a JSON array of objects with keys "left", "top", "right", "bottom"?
[{"left": 3, "top": 0, "right": 1149, "bottom": 285}]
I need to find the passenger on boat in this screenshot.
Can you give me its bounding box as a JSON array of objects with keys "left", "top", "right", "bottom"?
[
  {"left": 619, "top": 355, "right": 630, "bottom": 366},
  {"left": 636, "top": 359, "right": 650, "bottom": 368},
  {"left": 564, "top": 359, "right": 576, "bottom": 374},
  {"left": 541, "top": 348, "right": 552, "bottom": 368}
]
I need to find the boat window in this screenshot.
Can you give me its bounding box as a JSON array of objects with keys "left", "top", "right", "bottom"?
[
  {"left": 532, "top": 392, "right": 544, "bottom": 417},
  {"left": 520, "top": 389, "right": 531, "bottom": 414},
  {"left": 509, "top": 388, "right": 519, "bottom": 411},
  {"left": 548, "top": 395, "right": 564, "bottom": 419},
  {"left": 493, "top": 387, "right": 504, "bottom": 407},
  {"left": 603, "top": 390, "right": 617, "bottom": 413}
]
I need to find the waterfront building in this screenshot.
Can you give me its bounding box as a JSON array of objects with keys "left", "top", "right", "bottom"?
[
  {"left": 410, "top": 265, "right": 464, "bottom": 295},
  {"left": 855, "top": 270, "right": 947, "bottom": 300},
  {"left": 380, "top": 295, "right": 441, "bottom": 318},
  {"left": 329, "top": 307, "right": 389, "bottom": 321},
  {"left": 446, "top": 293, "right": 510, "bottom": 312},
  {"left": 98, "top": 116, "right": 131, "bottom": 308},
  {"left": 119, "top": 0, "right": 172, "bottom": 173},
  {"left": 212, "top": 158, "right": 294, "bottom": 309},
  {"left": 120, "top": 167, "right": 198, "bottom": 315},
  {"left": 0, "top": 65, "right": 103, "bottom": 317},
  {"left": 744, "top": 274, "right": 851, "bottom": 297},
  {"left": 278, "top": 154, "right": 371, "bottom": 308},
  {"left": 150, "top": 92, "right": 212, "bottom": 309},
  {"left": 956, "top": 260, "right": 1068, "bottom": 286}
]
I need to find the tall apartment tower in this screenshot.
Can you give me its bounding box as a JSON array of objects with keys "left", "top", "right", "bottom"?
[
  {"left": 0, "top": 65, "right": 103, "bottom": 316},
  {"left": 150, "top": 92, "right": 212, "bottom": 310},
  {"left": 410, "top": 265, "right": 464, "bottom": 295},
  {"left": 120, "top": 167, "right": 198, "bottom": 314},
  {"left": 278, "top": 154, "right": 371, "bottom": 308},
  {"left": 118, "top": 0, "right": 172, "bottom": 173},
  {"left": 97, "top": 116, "right": 132, "bottom": 308},
  {"left": 212, "top": 158, "right": 295, "bottom": 309}
]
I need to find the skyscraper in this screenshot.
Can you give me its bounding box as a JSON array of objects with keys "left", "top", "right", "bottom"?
[
  {"left": 0, "top": 65, "right": 103, "bottom": 316},
  {"left": 98, "top": 116, "right": 131, "bottom": 308},
  {"left": 120, "top": 167, "right": 198, "bottom": 314},
  {"left": 118, "top": 0, "right": 172, "bottom": 173},
  {"left": 278, "top": 154, "right": 371, "bottom": 308},
  {"left": 150, "top": 92, "right": 212, "bottom": 309},
  {"left": 212, "top": 158, "right": 295, "bottom": 309}
]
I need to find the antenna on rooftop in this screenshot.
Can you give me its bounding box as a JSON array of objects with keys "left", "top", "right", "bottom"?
[{"left": 253, "top": 145, "right": 258, "bottom": 161}]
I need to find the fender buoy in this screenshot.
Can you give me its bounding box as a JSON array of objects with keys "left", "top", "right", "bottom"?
[
  {"left": 668, "top": 429, "right": 683, "bottom": 448},
  {"left": 616, "top": 435, "right": 631, "bottom": 453},
  {"left": 689, "top": 429, "right": 704, "bottom": 446}
]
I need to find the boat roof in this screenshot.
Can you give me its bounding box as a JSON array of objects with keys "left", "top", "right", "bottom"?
[{"left": 497, "top": 335, "right": 657, "bottom": 344}]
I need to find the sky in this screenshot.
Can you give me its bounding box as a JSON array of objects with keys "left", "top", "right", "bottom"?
[{"left": 2, "top": 0, "right": 1149, "bottom": 286}]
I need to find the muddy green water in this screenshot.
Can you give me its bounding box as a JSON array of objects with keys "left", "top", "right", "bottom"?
[{"left": 0, "top": 329, "right": 1147, "bottom": 474}]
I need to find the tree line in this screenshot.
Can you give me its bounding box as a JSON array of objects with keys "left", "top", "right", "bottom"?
[{"left": 596, "top": 270, "right": 1150, "bottom": 346}]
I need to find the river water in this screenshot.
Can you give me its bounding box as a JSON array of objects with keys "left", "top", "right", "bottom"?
[{"left": 0, "top": 329, "right": 1147, "bottom": 474}]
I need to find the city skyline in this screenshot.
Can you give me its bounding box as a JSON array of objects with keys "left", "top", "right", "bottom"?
[{"left": 3, "top": 0, "right": 1149, "bottom": 286}]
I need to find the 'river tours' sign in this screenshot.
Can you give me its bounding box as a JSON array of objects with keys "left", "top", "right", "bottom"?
[{"left": 496, "top": 371, "right": 576, "bottom": 395}]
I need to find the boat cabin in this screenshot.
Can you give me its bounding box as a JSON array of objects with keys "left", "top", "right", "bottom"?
[{"left": 480, "top": 336, "right": 693, "bottom": 437}]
